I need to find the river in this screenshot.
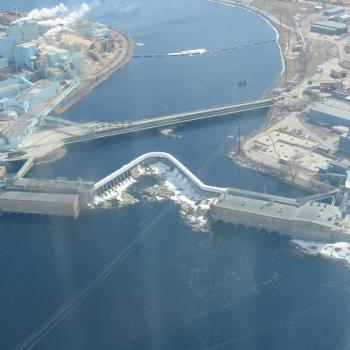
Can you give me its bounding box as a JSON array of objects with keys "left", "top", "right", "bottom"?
[{"left": 1, "top": 0, "right": 350, "bottom": 349}]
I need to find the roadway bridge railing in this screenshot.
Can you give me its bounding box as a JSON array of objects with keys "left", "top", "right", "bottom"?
[{"left": 65, "top": 98, "right": 275, "bottom": 145}]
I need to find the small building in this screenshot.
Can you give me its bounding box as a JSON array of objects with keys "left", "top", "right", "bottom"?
[
  {"left": 311, "top": 21, "right": 348, "bottom": 35},
  {"left": 332, "top": 13, "right": 350, "bottom": 24},
  {"left": 319, "top": 80, "right": 343, "bottom": 92},
  {"left": 332, "top": 125, "right": 349, "bottom": 134},
  {"left": 330, "top": 69, "right": 347, "bottom": 79},
  {"left": 324, "top": 6, "right": 345, "bottom": 17},
  {"left": 339, "top": 133, "right": 350, "bottom": 153},
  {"left": 332, "top": 89, "right": 350, "bottom": 100},
  {"left": 308, "top": 99, "right": 350, "bottom": 127},
  {"left": 329, "top": 159, "right": 350, "bottom": 175}
]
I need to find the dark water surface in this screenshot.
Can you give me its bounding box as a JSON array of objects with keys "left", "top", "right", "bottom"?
[{"left": 1, "top": 1, "right": 350, "bottom": 349}]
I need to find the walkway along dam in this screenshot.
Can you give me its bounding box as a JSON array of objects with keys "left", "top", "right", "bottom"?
[{"left": 1, "top": 152, "right": 350, "bottom": 243}]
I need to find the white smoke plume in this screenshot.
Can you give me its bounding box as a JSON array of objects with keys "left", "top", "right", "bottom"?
[
  {"left": 15, "top": 3, "right": 91, "bottom": 27},
  {"left": 21, "top": 3, "right": 68, "bottom": 21}
]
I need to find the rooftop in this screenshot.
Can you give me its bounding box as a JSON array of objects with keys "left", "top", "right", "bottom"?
[
  {"left": 8, "top": 178, "right": 94, "bottom": 193},
  {"left": 311, "top": 99, "right": 350, "bottom": 121},
  {"left": 16, "top": 41, "right": 37, "bottom": 49},
  {"left": 312, "top": 21, "right": 347, "bottom": 29},
  {"left": 0, "top": 190, "right": 78, "bottom": 204},
  {"left": 215, "top": 190, "right": 341, "bottom": 228},
  {"left": 4, "top": 118, "right": 35, "bottom": 140}
]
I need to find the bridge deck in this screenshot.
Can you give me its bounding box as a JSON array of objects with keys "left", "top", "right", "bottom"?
[{"left": 65, "top": 98, "right": 274, "bottom": 145}]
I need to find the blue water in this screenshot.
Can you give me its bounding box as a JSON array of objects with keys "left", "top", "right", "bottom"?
[{"left": 1, "top": 1, "right": 350, "bottom": 349}]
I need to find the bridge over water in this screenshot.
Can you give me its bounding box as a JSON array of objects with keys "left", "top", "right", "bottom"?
[{"left": 64, "top": 98, "right": 275, "bottom": 145}]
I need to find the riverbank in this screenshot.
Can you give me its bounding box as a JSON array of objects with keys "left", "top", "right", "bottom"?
[
  {"left": 214, "top": 0, "right": 350, "bottom": 193},
  {"left": 211, "top": 0, "right": 304, "bottom": 91},
  {"left": 54, "top": 29, "right": 133, "bottom": 114}
]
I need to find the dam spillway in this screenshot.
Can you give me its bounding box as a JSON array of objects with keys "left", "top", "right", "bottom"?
[{"left": 1, "top": 151, "right": 350, "bottom": 243}]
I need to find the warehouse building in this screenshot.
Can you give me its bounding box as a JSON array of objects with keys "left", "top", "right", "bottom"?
[
  {"left": 339, "top": 134, "right": 350, "bottom": 153},
  {"left": 311, "top": 21, "right": 348, "bottom": 35},
  {"left": 308, "top": 99, "right": 350, "bottom": 127},
  {"left": 324, "top": 6, "right": 345, "bottom": 17}
]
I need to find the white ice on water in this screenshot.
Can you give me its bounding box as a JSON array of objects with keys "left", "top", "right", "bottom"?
[
  {"left": 292, "top": 239, "right": 350, "bottom": 266},
  {"left": 147, "top": 162, "right": 215, "bottom": 231},
  {"left": 95, "top": 161, "right": 215, "bottom": 231}
]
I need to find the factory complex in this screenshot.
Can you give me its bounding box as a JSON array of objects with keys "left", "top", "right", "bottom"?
[{"left": 0, "top": 10, "right": 128, "bottom": 152}]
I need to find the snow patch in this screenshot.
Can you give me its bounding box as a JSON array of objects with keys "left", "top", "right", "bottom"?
[
  {"left": 292, "top": 239, "right": 350, "bottom": 266},
  {"left": 143, "top": 162, "right": 215, "bottom": 231},
  {"left": 94, "top": 161, "right": 216, "bottom": 231}
]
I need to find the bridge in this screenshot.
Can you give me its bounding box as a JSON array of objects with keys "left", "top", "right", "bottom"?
[{"left": 64, "top": 98, "right": 275, "bottom": 145}]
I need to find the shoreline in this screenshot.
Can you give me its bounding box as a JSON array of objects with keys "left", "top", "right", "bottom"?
[
  {"left": 211, "top": 0, "right": 333, "bottom": 193},
  {"left": 209, "top": 0, "right": 288, "bottom": 94},
  {"left": 54, "top": 29, "right": 134, "bottom": 115}
]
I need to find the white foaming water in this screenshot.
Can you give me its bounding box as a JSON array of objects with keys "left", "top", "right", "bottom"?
[
  {"left": 95, "top": 162, "right": 215, "bottom": 231},
  {"left": 292, "top": 239, "right": 350, "bottom": 266},
  {"left": 94, "top": 177, "right": 137, "bottom": 206},
  {"left": 143, "top": 162, "right": 216, "bottom": 231}
]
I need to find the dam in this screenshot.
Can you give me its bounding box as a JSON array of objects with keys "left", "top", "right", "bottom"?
[
  {"left": 211, "top": 187, "right": 350, "bottom": 242},
  {"left": 1, "top": 152, "right": 350, "bottom": 243}
]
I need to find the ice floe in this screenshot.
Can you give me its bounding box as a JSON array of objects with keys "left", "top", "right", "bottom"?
[{"left": 292, "top": 239, "right": 350, "bottom": 266}]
